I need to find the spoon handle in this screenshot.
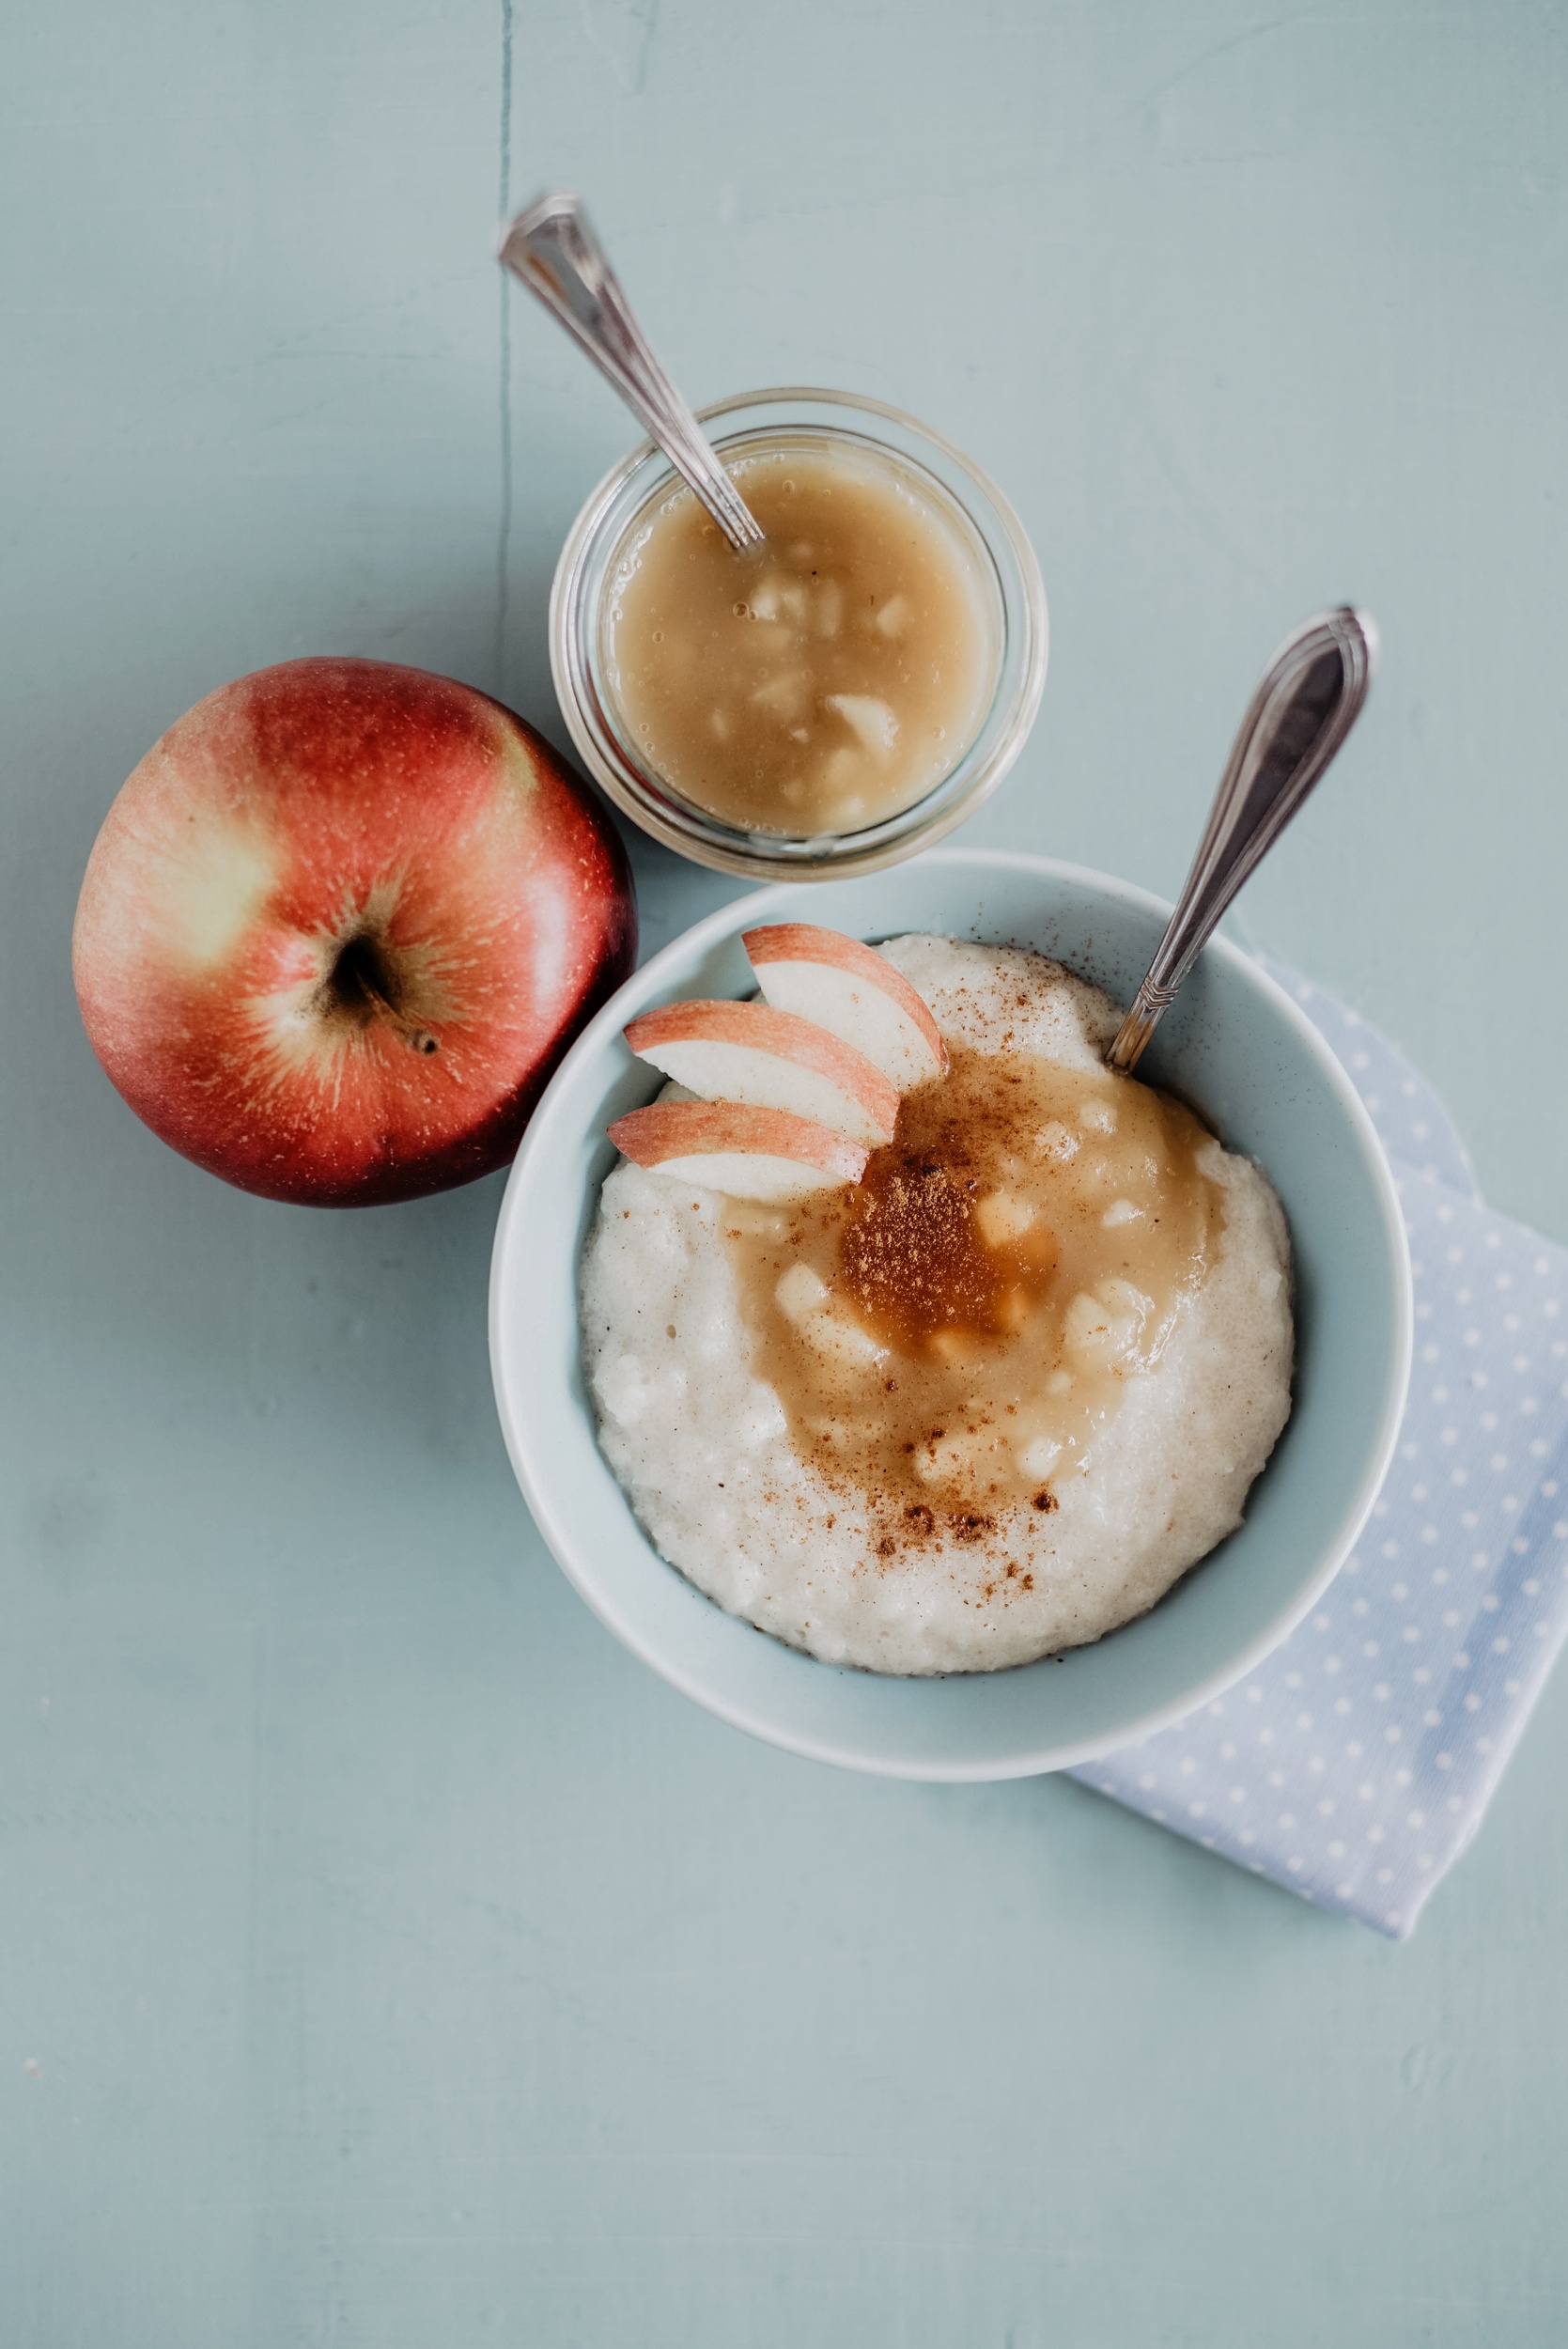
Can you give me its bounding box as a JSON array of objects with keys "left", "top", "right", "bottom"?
[
  {"left": 499, "top": 191, "right": 765, "bottom": 553},
  {"left": 1107, "top": 606, "right": 1378, "bottom": 1075}
]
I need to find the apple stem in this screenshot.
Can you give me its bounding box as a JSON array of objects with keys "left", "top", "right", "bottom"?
[{"left": 359, "top": 977, "right": 439, "bottom": 1055}]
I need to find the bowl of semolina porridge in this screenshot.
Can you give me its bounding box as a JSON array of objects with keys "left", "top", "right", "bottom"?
[{"left": 489, "top": 848, "right": 1411, "bottom": 1780}]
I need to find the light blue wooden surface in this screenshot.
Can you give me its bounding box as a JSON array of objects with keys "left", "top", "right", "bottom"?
[{"left": 4, "top": 3, "right": 1566, "bottom": 2341}]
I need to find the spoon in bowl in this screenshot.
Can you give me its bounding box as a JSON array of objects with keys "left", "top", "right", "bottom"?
[
  {"left": 499, "top": 190, "right": 765, "bottom": 554},
  {"left": 1107, "top": 606, "right": 1378, "bottom": 1074}
]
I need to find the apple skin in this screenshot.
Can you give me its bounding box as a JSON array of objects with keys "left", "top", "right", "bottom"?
[
  {"left": 742, "top": 923, "right": 947, "bottom": 1087},
  {"left": 621, "top": 998, "right": 900, "bottom": 1143},
  {"left": 72, "top": 658, "right": 637, "bottom": 1206},
  {"left": 608, "top": 1098, "right": 869, "bottom": 1198}
]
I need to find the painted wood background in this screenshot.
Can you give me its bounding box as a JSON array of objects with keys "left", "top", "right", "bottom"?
[{"left": 3, "top": 2, "right": 1565, "bottom": 2339}]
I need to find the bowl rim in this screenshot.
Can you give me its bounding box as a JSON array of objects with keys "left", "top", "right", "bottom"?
[{"left": 489, "top": 847, "right": 1414, "bottom": 1780}]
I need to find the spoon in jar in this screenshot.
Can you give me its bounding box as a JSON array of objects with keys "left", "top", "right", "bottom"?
[
  {"left": 499, "top": 190, "right": 765, "bottom": 554},
  {"left": 1107, "top": 605, "right": 1378, "bottom": 1074}
]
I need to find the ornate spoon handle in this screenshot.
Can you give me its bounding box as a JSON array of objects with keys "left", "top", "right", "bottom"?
[
  {"left": 1107, "top": 606, "right": 1378, "bottom": 1074},
  {"left": 499, "top": 191, "right": 765, "bottom": 553}
]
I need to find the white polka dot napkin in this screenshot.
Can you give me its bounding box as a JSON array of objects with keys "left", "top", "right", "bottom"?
[{"left": 1071, "top": 959, "right": 1568, "bottom": 1937}]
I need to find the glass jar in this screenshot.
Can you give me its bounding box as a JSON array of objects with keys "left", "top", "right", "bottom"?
[{"left": 550, "top": 387, "right": 1048, "bottom": 881}]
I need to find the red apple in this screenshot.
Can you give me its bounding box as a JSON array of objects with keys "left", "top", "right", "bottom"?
[{"left": 72, "top": 657, "right": 637, "bottom": 1206}]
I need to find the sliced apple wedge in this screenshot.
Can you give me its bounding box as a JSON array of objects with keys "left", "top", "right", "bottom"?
[
  {"left": 741, "top": 923, "right": 948, "bottom": 1091},
  {"left": 608, "top": 1100, "right": 869, "bottom": 1202},
  {"left": 622, "top": 999, "right": 898, "bottom": 1145}
]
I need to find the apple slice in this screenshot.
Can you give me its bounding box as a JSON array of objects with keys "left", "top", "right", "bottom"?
[
  {"left": 609, "top": 1100, "right": 869, "bottom": 1203},
  {"left": 622, "top": 999, "right": 898, "bottom": 1145},
  {"left": 741, "top": 924, "right": 948, "bottom": 1091}
]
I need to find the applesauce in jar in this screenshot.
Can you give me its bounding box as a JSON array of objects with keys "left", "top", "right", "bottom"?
[{"left": 600, "top": 441, "right": 1001, "bottom": 837}]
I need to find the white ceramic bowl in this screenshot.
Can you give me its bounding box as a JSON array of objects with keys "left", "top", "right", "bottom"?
[{"left": 489, "top": 849, "right": 1412, "bottom": 1781}]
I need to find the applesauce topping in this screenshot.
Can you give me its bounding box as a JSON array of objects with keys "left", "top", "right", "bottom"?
[
  {"left": 601, "top": 441, "right": 1000, "bottom": 837},
  {"left": 723, "top": 1044, "right": 1223, "bottom": 1553}
]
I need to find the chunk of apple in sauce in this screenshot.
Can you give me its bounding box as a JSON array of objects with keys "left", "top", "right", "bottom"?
[
  {"left": 823, "top": 693, "right": 898, "bottom": 757},
  {"left": 1063, "top": 1279, "right": 1155, "bottom": 1363}
]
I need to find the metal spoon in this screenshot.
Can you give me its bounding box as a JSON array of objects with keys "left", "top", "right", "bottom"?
[
  {"left": 1107, "top": 606, "right": 1378, "bottom": 1074},
  {"left": 498, "top": 190, "right": 765, "bottom": 554}
]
